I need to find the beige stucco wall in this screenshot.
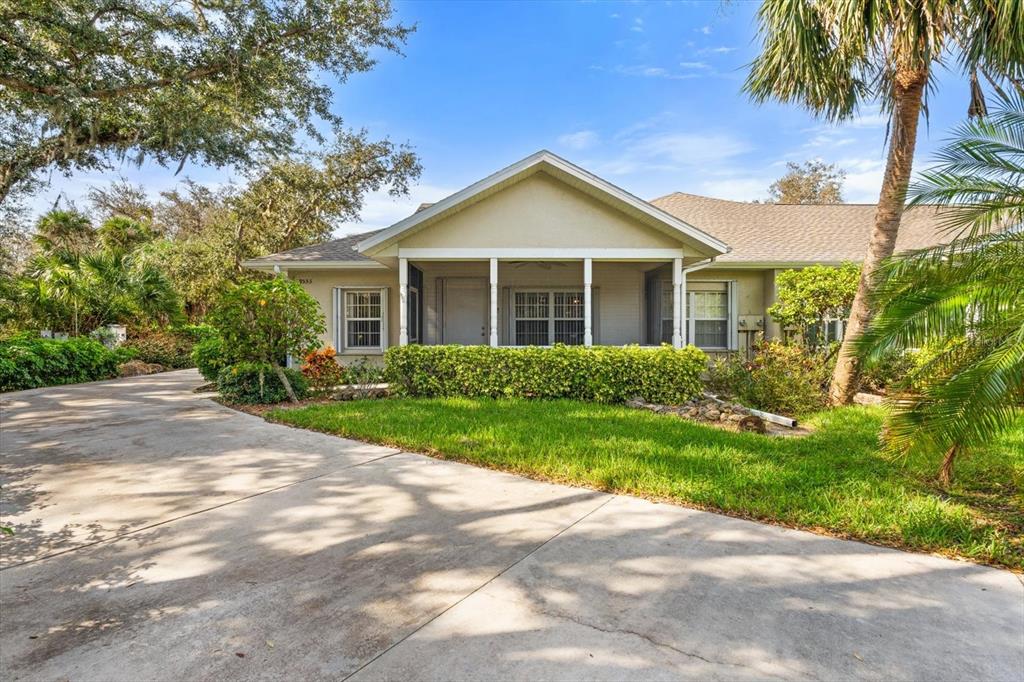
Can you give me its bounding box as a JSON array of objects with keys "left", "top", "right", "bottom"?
[
  {"left": 399, "top": 172, "right": 685, "bottom": 250},
  {"left": 288, "top": 268, "right": 399, "bottom": 364}
]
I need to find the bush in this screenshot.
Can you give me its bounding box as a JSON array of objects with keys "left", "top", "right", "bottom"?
[
  {"left": 177, "top": 323, "right": 218, "bottom": 344},
  {"left": 707, "top": 340, "right": 831, "bottom": 416},
  {"left": 216, "top": 362, "right": 309, "bottom": 404},
  {"left": 860, "top": 348, "right": 918, "bottom": 394},
  {"left": 384, "top": 344, "right": 706, "bottom": 404},
  {"left": 192, "top": 335, "right": 240, "bottom": 382},
  {"left": 301, "top": 347, "right": 348, "bottom": 394},
  {"left": 122, "top": 329, "right": 195, "bottom": 368},
  {"left": 0, "top": 336, "right": 135, "bottom": 391}
]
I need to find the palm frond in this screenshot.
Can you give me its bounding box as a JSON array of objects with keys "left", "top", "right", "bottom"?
[{"left": 860, "top": 94, "right": 1024, "bottom": 475}]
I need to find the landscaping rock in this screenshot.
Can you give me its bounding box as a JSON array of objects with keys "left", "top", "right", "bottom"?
[
  {"left": 738, "top": 415, "right": 767, "bottom": 434},
  {"left": 627, "top": 395, "right": 775, "bottom": 435},
  {"left": 118, "top": 361, "right": 163, "bottom": 377}
]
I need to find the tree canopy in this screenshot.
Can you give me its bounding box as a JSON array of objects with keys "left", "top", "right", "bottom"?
[
  {"left": 0, "top": 0, "right": 411, "bottom": 204},
  {"left": 767, "top": 160, "right": 845, "bottom": 204}
]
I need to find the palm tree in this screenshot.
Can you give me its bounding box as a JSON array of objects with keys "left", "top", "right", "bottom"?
[
  {"left": 33, "top": 210, "right": 95, "bottom": 259},
  {"left": 744, "top": 0, "right": 1024, "bottom": 405},
  {"left": 856, "top": 93, "right": 1024, "bottom": 485}
]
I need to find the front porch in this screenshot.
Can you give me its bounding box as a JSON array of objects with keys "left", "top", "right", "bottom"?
[{"left": 387, "top": 253, "right": 732, "bottom": 350}]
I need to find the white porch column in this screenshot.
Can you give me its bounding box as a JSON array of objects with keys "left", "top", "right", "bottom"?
[
  {"left": 680, "top": 267, "right": 687, "bottom": 346},
  {"left": 489, "top": 258, "right": 499, "bottom": 347},
  {"left": 398, "top": 257, "right": 409, "bottom": 346},
  {"left": 672, "top": 258, "right": 683, "bottom": 348},
  {"left": 583, "top": 258, "right": 593, "bottom": 347}
]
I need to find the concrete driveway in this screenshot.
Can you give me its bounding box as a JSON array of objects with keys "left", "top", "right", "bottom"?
[{"left": 1, "top": 371, "right": 1021, "bottom": 681}]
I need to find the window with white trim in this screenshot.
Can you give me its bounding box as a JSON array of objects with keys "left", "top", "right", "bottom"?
[
  {"left": 339, "top": 289, "right": 386, "bottom": 351},
  {"left": 689, "top": 290, "right": 729, "bottom": 348},
  {"left": 513, "top": 290, "right": 585, "bottom": 345}
]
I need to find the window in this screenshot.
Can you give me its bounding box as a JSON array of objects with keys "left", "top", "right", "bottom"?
[
  {"left": 690, "top": 290, "right": 729, "bottom": 348},
  {"left": 513, "top": 290, "right": 586, "bottom": 345},
  {"left": 408, "top": 286, "right": 420, "bottom": 343},
  {"left": 514, "top": 292, "right": 550, "bottom": 345},
  {"left": 334, "top": 287, "right": 388, "bottom": 352},
  {"left": 660, "top": 283, "right": 674, "bottom": 343}
]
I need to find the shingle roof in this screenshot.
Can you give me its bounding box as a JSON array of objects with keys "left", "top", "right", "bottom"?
[
  {"left": 246, "top": 228, "right": 384, "bottom": 263},
  {"left": 252, "top": 194, "right": 954, "bottom": 266},
  {"left": 650, "top": 192, "right": 951, "bottom": 264}
]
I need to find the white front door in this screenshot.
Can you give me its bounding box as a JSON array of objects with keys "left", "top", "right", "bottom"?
[{"left": 441, "top": 278, "right": 488, "bottom": 344}]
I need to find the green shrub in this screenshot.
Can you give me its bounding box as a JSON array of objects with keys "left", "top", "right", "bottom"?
[
  {"left": 860, "top": 348, "right": 919, "bottom": 394},
  {"left": 707, "top": 340, "right": 831, "bottom": 416},
  {"left": 384, "top": 344, "right": 706, "bottom": 404},
  {"left": 0, "top": 336, "right": 134, "bottom": 391},
  {"left": 217, "top": 362, "right": 309, "bottom": 404},
  {"left": 122, "top": 329, "right": 195, "bottom": 368},
  {"left": 177, "top": 323, "right": 218, "bottom": 344},
  {"left": 192, "top": 335, "right": 240, "bottom": 382}
]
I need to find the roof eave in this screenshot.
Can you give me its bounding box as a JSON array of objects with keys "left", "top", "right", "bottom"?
[{"left": 241, "top": 259, "right": 389, "bottom": 271}]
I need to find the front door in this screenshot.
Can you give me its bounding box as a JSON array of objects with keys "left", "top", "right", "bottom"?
[{"left": 441, "top": 278, "right": 488, "bottom": 345}]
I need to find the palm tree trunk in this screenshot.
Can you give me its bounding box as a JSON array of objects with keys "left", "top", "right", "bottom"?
[
  {"left": 829, "top": 67, "right": 929, "bottom": 405},
  {"left": 939, "top": 443, "right": 959, "bottom": 486}
]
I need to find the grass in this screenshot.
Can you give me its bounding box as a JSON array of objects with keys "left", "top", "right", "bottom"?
[{"left": 267, "top": 398, "right": 1024, "bottom": 570}]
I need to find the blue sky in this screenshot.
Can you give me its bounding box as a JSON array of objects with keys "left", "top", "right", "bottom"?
[{"left": 36, "top": 0, "right": 977, "bottom": 236}]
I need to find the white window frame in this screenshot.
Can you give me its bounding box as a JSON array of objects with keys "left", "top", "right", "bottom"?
[
  {"left": 333, "top": 286, "right": 389, "bottom": 355},
  {"left": 671, "top": 279, "right": 737, "bottom": 351},
  {"left": 511, "top": 288, "right": 587, "bottom": 346}
]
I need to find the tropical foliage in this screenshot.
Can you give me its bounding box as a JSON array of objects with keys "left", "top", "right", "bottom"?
[
  {"left": 208, "top": 278, "right": 325, "bottom": 402},
  {"left": 13, "top": 210, "right": 181, "bottom": 335},
  {"left": 745, "top": 0, "right": 1024, "bottom": 405},
  {"left": 857, "top": 93, "right": 1024, "bottom": 484}
]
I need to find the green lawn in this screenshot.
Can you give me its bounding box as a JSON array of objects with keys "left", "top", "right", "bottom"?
[{"left": 268, "top": 398, "right": 1024, "bottom": 570}]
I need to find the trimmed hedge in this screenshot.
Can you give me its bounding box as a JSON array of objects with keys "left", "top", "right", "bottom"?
[
  {"left": 0, "top": 336, "right": 135, "bottom": 392},
  {"left": 384, "top": 344, "right": 706, "bottom": 404},
  {"left": 216, "top": 362, "right": 308, "bottom": 404}
]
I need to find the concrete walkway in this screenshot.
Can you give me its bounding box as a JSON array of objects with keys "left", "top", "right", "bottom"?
[{"left": 1, "top": 370, "right": 1021, "bottom": 680}]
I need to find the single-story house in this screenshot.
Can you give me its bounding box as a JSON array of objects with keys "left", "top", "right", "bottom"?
[{"left": 244, "top": 150, "right": 948, "bottom": 360}]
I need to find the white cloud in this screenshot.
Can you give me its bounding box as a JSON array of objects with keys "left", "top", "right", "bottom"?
[
  {"left": 631, "top": 17, "right": 644, "bottom": 33},
  {"left": 589, "top": 128, "right": 751, "bottom": 177},
  {"left": 697, "top": 46, "right": 736, "bottom": 55},
  {"left": 698, "top": 25, "right": 712, "bottom": 35},
  {"left": 607, "top": 64, "right": 705, "bottom": 81},
  {"left": 835, "top": 157, "right": 885, "bottom": 203},
  {"left": 557, "top": 130, "right": 599, "bottom": 151},
  {"left": 679, "top": 61, "right": 709, "bottom": 70}
]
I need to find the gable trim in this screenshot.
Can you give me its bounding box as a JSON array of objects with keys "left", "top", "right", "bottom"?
[{"left": 357, "top": 151, "right": 730, "bottom": 257}]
